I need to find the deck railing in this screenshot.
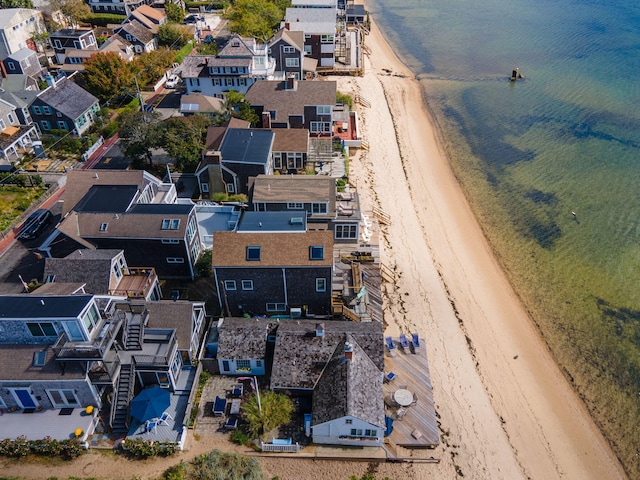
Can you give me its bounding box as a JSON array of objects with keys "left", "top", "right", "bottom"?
[{"left": 260, "top": 442, "right": 300, "bottom": 453}]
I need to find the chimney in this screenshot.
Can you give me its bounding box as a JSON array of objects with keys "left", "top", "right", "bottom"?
[
  {"left": 344, "top": 341, "right": 353, "bottom": 361},
  {"left": 286, "top": 74, "right": 297, "bottom": 91},
  {"left": 285, "top": 22, "right": 290, "bottom": 30},
  {"left": 44, "top": 74, "right": 56, "bottom": 88},
  {"left": 262, "top": 111, "right": 271, "bottom": 129},
  {"left": 315, "top": 322, "right": 324, "bottom": 337}
]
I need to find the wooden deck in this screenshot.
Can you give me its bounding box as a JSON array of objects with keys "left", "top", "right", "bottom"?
[{"left": 382, "top": 338, "right": 439, "bottom": 452}]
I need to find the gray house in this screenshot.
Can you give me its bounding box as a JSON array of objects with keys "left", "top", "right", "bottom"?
[
  {"left": 30, "top": 73, "right": 100, "bottom": 137},
  {"left": 215, "top": 317, "right": 277, "bottom": 375},
  {"left": 250, "top": 174, "right": 361, "bottom": 243},
  {"left": 212, "top": 220, "right": 334, "bottom": 317}
]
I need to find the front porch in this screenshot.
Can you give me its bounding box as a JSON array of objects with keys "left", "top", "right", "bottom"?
[{"left": 0, "top": 125, "right": 40, "bottom": 166}]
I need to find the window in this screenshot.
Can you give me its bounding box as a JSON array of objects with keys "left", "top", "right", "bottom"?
[
  {"left": 47, "top": 389, "right": 80, "bottom": 408},
  {"left": 41, "top": 120, "right": 50, "bottom": 130},
  {"left": 0, "top": 119, "right": 5, "bottom": 130},
  {"left": 190, "top": 242, "right": 200, "bottom": 263},
  {"left": 345, "top": 419, "right": 353, "bottom": 424},
  {"left": 53, "top": 39, "right": 62, "bottom": 48},
  {"left": 321, "top": 35, "right": 334, "bottom": 44},
  {"left": 7, "top": 61, "right": 15, "bottom": 71},
  {"left": 316, "top": 278, "right": 326, "bottom": 292},
  {"left": 224, "top": 280, "right": 237, "bottom": 290},
  {"left": 310, "top": 246, "right": 324, "bottom": 260},
  {"left": 82, "top": 304, "right": 100, "bottom": 334},
  {"left": 100, "top": 223, "right": 108, "bottom": 231},
  {"left": 113, "top": 263, "right": 122, "bottom": 280},
  {"left": 310, "top": 122, "right": 331, "bottom": 134},
  {"left": 273, "top": 152, "right": 283, "bottom": 169},
  {"left": 57, "top": 121, "right": 67, "bottom": 130},
  {"left": 266, "top": 303, "right": 286, "bottom": 312},
  {"left": 222, "top": 360, "right": 230, "bottom": 372},
  {"left": 42, "top": 106, "right": 51, "bottom": 115},
  {"left": 316, "top": 105, "right": 332, "bottom": 115},
  {"left": 227, "top": 183, "right": 235, "bottom": 193},
  {"left": 287, "top": 152, "right": 304, "bottom": 169},
  {"left": 237, "top": 359, "right": 250, "bottom": 370},
  {"left": 56, "top": 112, "right": 62, "bottom": 117},
  {"left": 238, "top": 78, "right": 247, "bottom": 86},
  {"left": 283, "top": 46, "right": 295, "bottom": 53},
  {"left": 312, "top": 203, "right": 328, "bottom": 214},
  {"left": 201, "top": 183, "right": 209, "bottom": 193},
  {"left": 167, "top": 257, "right": 185, "bottom": 263},
  {"left": 285, "top": 57, "right": 299, "bottom": 67},
  {"left": 246, "top": 246, "right": 261, "bottom": 261},
  {"left": 287, "top": 202, "right": 303, "bottom": 209},
  {"left": 32, "top": 350, "right": 46, "bottom": 367},
  {"left": 350, "top": 428, "right": 363, "bottom": 436},
  {"left": 32, "top": 105, "right": 41, "bottom": 114},
  {"left": 304, "top": 45, "right": 312, "bottom": 55},
  {"left": 26, "top": 322, "right": 56, "bottom": 337},
  {"left": 256, "top": 360, "right": 263, "bottom": 368},
  {"left": 186, "top": 217, "right": 197, "bottom": 244},
  {"left": 242, "top": 280, "right": 253, "bottom": 290},
  {"left": 225, "top": 78, "right": 234, "bottom": 86},
  {"left": 161, "top": 239, "right": 180, "bottom": 244},
  {"left": 365, "top": 429, "right": 377, "bottom": 437},
  {"left": 161, "top": 218, "right": 180, "bottom": 229},
  {"left": 335, "top": 224, "right": 358, "bottom": 239},
  {"left": 7, "top": 113, "right": 15, "bottom": 124}
]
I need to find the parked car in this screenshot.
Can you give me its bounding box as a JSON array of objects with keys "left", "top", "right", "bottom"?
[
  {"left": 165, "top": 75, "right": 181, "bottom": 89},
  {"left": 184, "top": 14, "right": 203, "bottom": 24},
  {"left": 18, "top": 209, "right": 52, "bottom": 240}
]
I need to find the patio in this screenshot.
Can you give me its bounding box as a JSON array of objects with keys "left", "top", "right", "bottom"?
[{"left": 0, "top": 406, "right": 98, "bottom": 444}]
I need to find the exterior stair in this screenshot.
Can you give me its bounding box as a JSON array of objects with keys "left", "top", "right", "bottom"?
[{"left": 110, "top": 363, "right": 134, "bottom": 434}]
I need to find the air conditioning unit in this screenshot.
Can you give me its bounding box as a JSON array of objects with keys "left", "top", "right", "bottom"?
[{"left": 290, "top": 307, "right": 302, "bottom": 318}]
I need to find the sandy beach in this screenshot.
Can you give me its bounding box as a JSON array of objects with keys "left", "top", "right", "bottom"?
[
  {"left": 331, "top": 20, "right": 628, "bottom": 480},
  {"left": 0, "top": 18, "right": 630, "bottom": 480}
]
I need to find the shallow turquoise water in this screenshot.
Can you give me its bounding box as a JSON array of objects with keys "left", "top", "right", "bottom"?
[{"left": 367, "top": 0, "right": 640, "bottom": 313}]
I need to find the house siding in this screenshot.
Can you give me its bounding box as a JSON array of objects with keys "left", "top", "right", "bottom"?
[
  {"left": 214, "top": 266, "right": 331, "bottom": 316},
  {"left": 217, "top": 358, "right": 265, "bottom": 376},
  {"left": 0, "top": 379, "right": 98, "bottom": 410},
  {"left": 312, "top": 415, "right": 383, "bottom": 446}
]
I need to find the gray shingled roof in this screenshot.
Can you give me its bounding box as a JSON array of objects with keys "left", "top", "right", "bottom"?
[
  {"left": 271, "top": 320, "right": 383, "bottom": 390},
  {"left": 37, "top": 76, "right": 98, "bottom": 121},
  {"left": 118, "top": 20, "right": 155, "bottom": 44},
  {"left": 143, "top": 301, "right": 200, "bottom": 351},
  {"left": 216, "top": 317, "right": 277, "bottom": 359},
  {"left": 43, "top": 249, "right": 121, "bottom": 294},
  {"left": 312, "top": 335, "right": 385, "bottom": 428},
  {"left": 218, "top": 34, "right": 256, "bottom": 58}
]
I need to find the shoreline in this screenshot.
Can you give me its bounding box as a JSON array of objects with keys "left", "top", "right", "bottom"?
[{"left": 340, "top": 17, "right": 628, "bottom": 479}]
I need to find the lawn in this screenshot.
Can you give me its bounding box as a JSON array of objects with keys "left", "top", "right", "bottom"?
[{"left": 0, "top": 185, "right": 47, "bottom": 232}]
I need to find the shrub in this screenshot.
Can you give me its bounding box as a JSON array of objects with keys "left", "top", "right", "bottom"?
[
  {"left": 230, "top": 429, "right": 249, "bottom": 446},
  {"left": 85, "top": 13, "right": 127, "bottom": 27},
  {"left": 122, "top": 438, "right": 178, "bottom": 458}
]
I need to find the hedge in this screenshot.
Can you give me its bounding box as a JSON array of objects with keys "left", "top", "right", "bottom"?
[{"left": 82, "top": 13, "right": 127, "bottom": 27}]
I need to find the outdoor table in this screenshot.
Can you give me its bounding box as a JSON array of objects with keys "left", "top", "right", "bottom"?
[
  {"left": 394, "top": 388, "right": 413, "bottom": 407},
  {"left": 230, "top": 398, "right": 241, "bottom": 415}
]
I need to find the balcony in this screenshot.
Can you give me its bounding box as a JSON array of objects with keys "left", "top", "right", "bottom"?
[
  {"left": 52, "top": 313, "right": 124, "bottom": 360},
  {"left": 119, "top": 329, "right": 178, "bottom": 368},
  {"left": 88, "top": 350, "right": 121, "bottom": 385},
  {"left": 110, "top": 267, "right": 158, "bottom": 299}
]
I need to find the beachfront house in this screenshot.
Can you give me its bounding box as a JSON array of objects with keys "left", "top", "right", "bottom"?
[
  {"left": 249, "top": 174, "right": 361, "bottom": 243},
  {"left": 211, "top": 215, "right": 334, "bottom": 317},
  {"left": 214, "top": 317, "right": 277, "bottom": 375},
  {"left": 245, "top": 77, "right": 337, "bottom": 135}
]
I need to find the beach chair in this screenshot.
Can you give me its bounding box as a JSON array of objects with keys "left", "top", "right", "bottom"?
[
  {"left": 231, "top": 383, "right": 243, "bottom": 398},
  {"left": 399, "top": 333, "right": 410, "bottom": 349},
  {"left": 146, "top": 420, "right": 158, "bottom": 434},
  {"left": 385, "top": 336, "right": 397, "bottom": 357},
  {"left": 224, "top": 417, "right": 238, "bottom": 430},
  {"left": 213, "top": 396, "right": 227, "bottom": 416},
  {"left": 412, "top": 333, "right": 420, "bottom": 348},
  {"left": 157, "top": 411, "right": 173, "bottom": 426}
]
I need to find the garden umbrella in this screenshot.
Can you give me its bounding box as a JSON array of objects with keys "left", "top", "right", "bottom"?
[{"left": 129, "top": 386, "right": 170, "bottom": 423}]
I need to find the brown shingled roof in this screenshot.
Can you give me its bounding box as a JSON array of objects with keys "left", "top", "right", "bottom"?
[
  {"left": 251, "top": 174, "right": 335, "bottom": 205},
  {"left": 63, "top": 170, "right": 145, "bottom": 216},
  {"left": 272, "top": 128, "right": 309, "bottom": 152},
  {"left": 211, "top": 230, "right": 333, "bottom": 267}
]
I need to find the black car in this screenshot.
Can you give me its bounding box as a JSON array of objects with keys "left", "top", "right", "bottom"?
[{"left": 18, "top": 209, "right": 52, "bottom": 240}]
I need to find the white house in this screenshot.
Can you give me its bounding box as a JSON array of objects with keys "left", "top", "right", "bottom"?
[{"left": 0, "top": 8, "right": 46, "bottom": 59}]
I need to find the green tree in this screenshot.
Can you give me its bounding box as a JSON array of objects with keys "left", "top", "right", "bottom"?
[
  {"left": 164, "top": 1, "right": 185, "bottom": 23},
  {"left": 222, "top": 90, "right": 258, "bottom": 124},
  {"left": 195, "top": 249, "right": 212, "bottom": 277},
  {"left": 118, "top": 109, "right": 162, "bottom": 166},
  {"left": 49, "top": 0, "right": 91, "bottom": 26},
  {"left": 157, "top": 24, "right": 193, "bottom": 49},
  {"left": 157, "top": 115, "right": 213, "bottom": 170},
  {"left": 241, "top": 390, "right": 293, "bottom": 440},
  {"left": 132, "top": 48, "right": 175, "bottom": 86},
  {"left": 0, "top": 0, "right": 33, "bottom": 7},
  {"left": 83, "top": 51, "right": 135, "bottom": 102},
  {"left": 196, "top": 41, "right": 218, "bottom": 55},
  {"left": 225, "top": 0, "right": 282, "bottom": 40}
]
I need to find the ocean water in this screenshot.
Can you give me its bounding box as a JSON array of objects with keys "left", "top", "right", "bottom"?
[{"left": 367, "top": 0, "right": 640, "bottom": 467}]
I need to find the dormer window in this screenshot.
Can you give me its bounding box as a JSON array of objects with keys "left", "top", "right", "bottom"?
[
  {"left": 161, "top": 219, "right": 180, "bottom": 230},
  {"left": 100, "top": 223, "right": 108, "bottom": 231},
  {"left": 310, "top": 245, "right": 324, "bottom": 260},
  {"left": 246, "top": 246, "right": 261, "bottom": 261}
]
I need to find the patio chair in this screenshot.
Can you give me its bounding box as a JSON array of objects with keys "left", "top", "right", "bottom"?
[
  {"left": 224, "top": 417, "right": 238, "bottom": 430},
  {"left": 385, "top": 336, "right": 397, "bottom": 357},
  {"left": 157, "top": 411, "right": 173, "bottom": 426},
  {"left": 399, "top": 333, "right": 410, "bottom": 349},
  {"left": 384, "top": 372, "right": 397, "bottom": 383},
  {"left": 412, "top": 333, "right": 421, "bottom": 348},
  {"left": 231, "top": 383, "right": 243, "bottom": 398},
  {"left": 213, "top": 396, "right": 227, "bottom": 416},
  {"left": 146, "top": 420, "right": 158, "bottom": 434}
]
